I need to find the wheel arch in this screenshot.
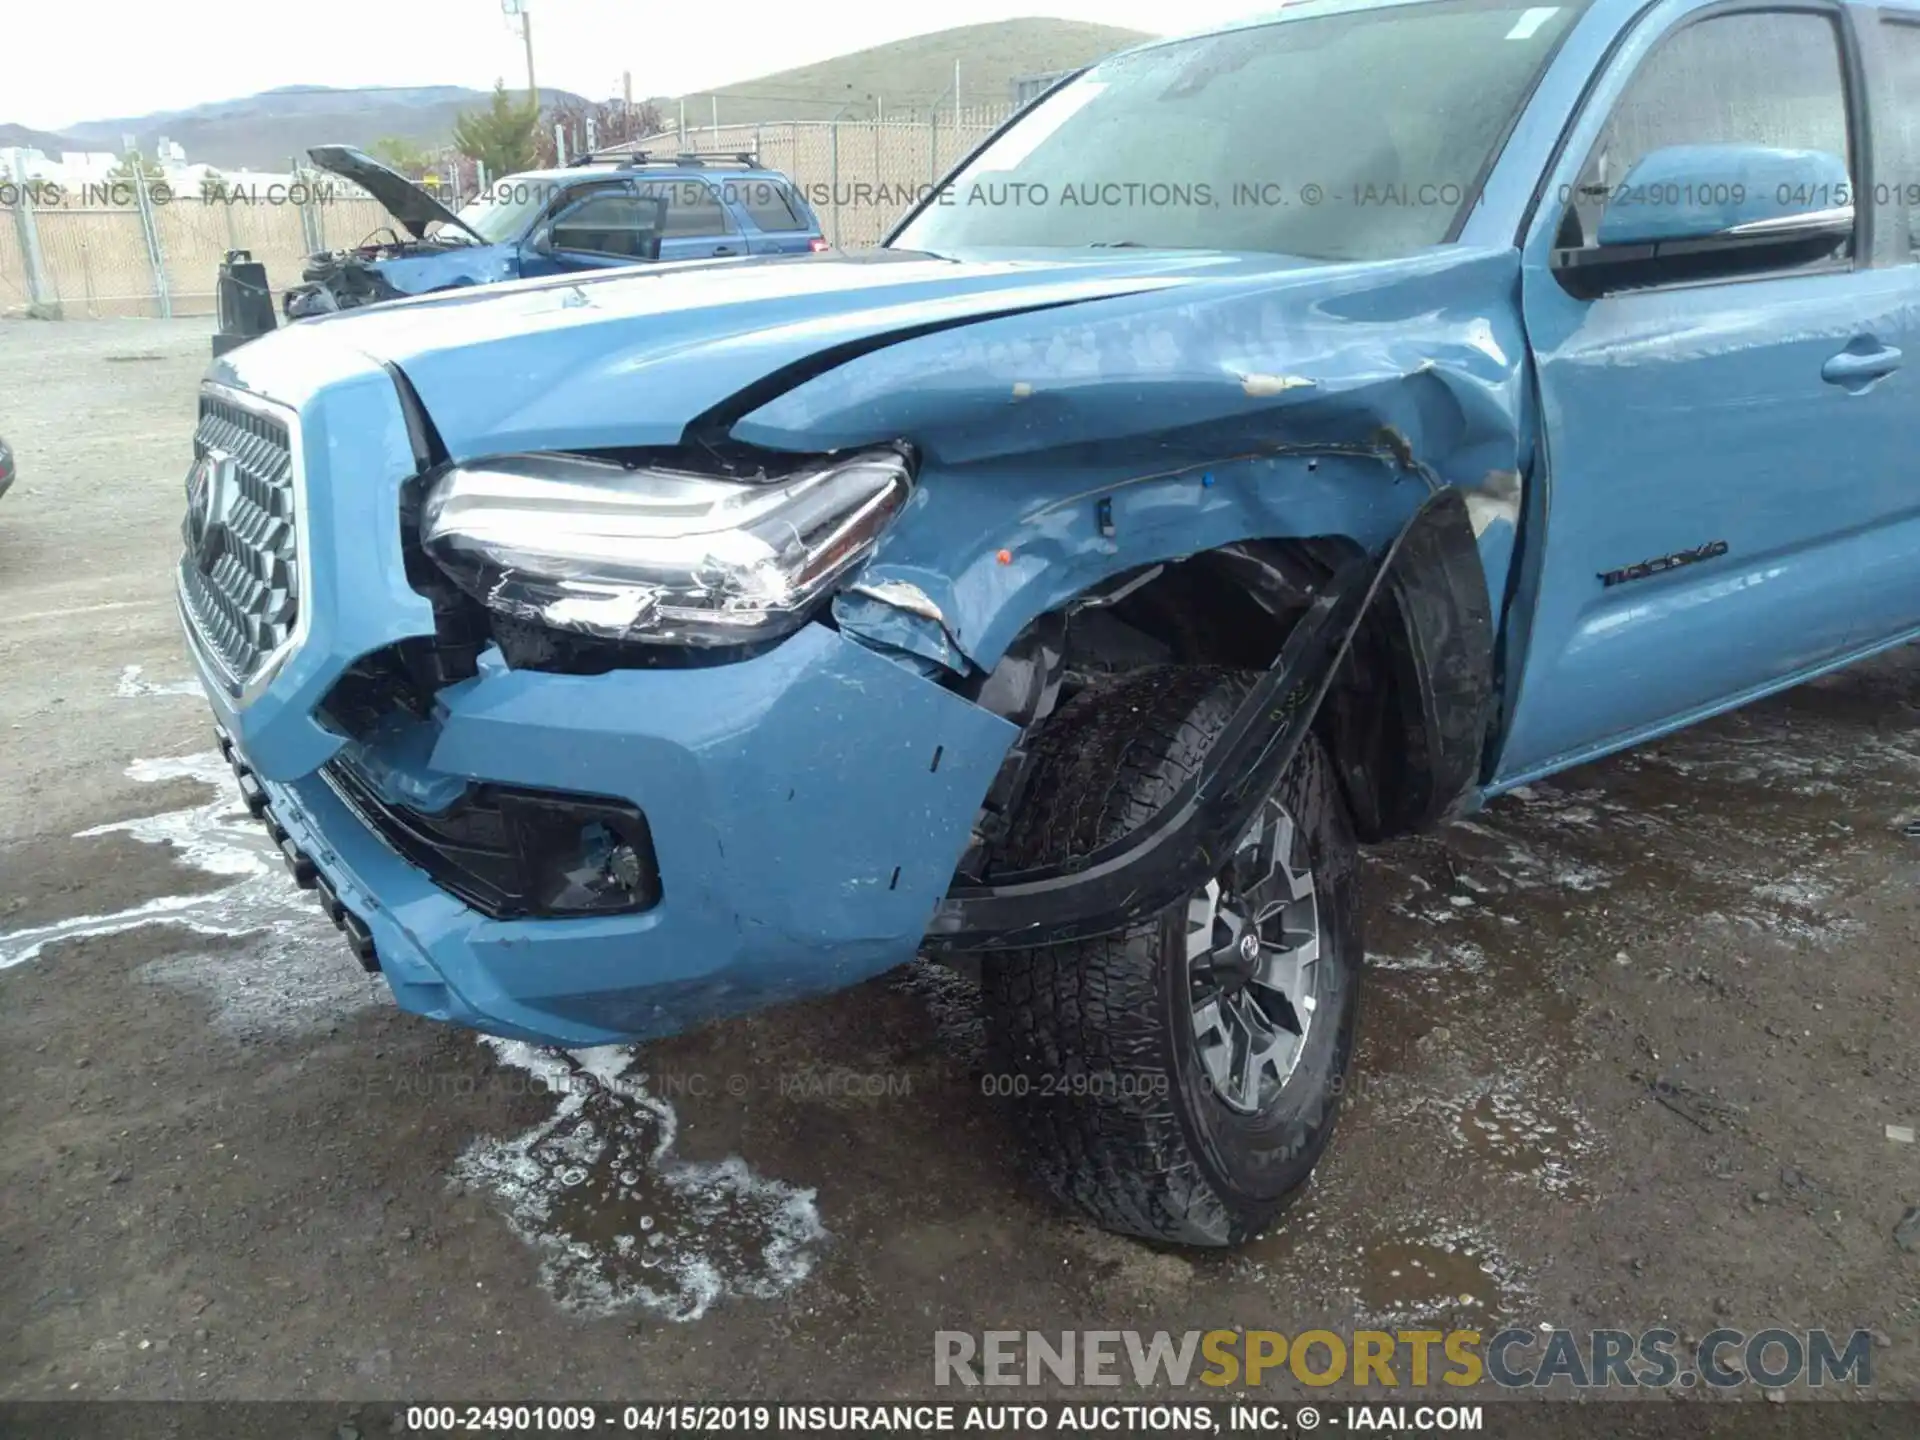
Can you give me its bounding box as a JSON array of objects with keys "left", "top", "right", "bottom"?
[{"left": 962, "top": 489, "right": 1497, "bottom": 851}]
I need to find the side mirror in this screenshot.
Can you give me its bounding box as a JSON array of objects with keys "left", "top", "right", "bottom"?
[
  {"left": 525, "top": 225, "right": 554, "bottom": 256},
  {"left": 1596, "top": 144, "right": 1851, "bottom": 246},
  {"left": 1555, "top": 144, "right": 1851, "bottom": 297}
]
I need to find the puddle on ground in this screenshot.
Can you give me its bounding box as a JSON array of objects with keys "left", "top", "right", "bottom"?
[
  {"left": 453, "top": 1039, "right": 827, "bottom": 1322},
  {"left": 1229, "top": 1205, "right": 1532, "bottom": 1328},
  {"left": 1353, "top": 1236, "right": 1505, "bottom": 1321},
  {"left": 0, "top": 752, "right": 385, "bottom": 1034}
]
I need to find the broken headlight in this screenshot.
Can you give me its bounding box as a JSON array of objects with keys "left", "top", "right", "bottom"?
[{"left": 419, "top": 449, "right": 912, "bottom": 647}]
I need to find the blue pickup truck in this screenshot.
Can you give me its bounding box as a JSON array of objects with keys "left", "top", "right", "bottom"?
[
  {"left": 211, "top": 146, "right": 826, "bottom": 352},
  {"left": 180, "top": 0, "right": 1920, "bottom": 1248}
]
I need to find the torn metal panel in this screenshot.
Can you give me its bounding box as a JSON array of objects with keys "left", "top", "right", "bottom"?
[
  {"left": 1465, "top": 468, "right": 1524, "bottom": 539},
  {"left": 738, "top": 246, "right": 1527, "bottom": 675},
  {"left": 833, "top": 583, "right": 970, "bottom": 676},
  {"left": 1466, "top": 465, "right": 1526, "bottom": 632},
  {"left": 844, "top": 579, "right": 951, "bottom": 628}
]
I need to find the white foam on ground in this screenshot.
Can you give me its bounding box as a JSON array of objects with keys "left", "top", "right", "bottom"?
[
  {"left": 453, "top": 1038, "right": 827, "bottom": 1322},
  {"left": 114, "top": 664, "right": 207, "bottom": 699},
  {"left": 1371, "top": 941, "right": 1487, "bottom": 976},
  {"left": 0, "top": 753, "right": 385, "bottom": 1033}
]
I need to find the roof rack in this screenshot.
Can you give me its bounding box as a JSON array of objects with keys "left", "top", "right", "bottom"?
[{"left": 570, "top": 149, "right": 760, "bottom": 169}]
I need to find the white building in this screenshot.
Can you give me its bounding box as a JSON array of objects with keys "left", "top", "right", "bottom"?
[{"left": 2, "top": 148, "right": 122, "bottom": 185}]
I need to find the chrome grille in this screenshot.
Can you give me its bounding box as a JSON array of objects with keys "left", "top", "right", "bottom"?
[{"left": 177, "top": 389, "right": 300, "bottom": 685}]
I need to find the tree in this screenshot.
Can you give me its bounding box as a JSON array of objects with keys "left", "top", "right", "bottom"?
[
  {"left": 107, "top": 149, "right": 170, "bottom": 199},
  {"left": 453, "top": 83, "right": 541, "bottom": 178},
  {"left": 369, "top": 135, "right": 432, "bottom": 176}
]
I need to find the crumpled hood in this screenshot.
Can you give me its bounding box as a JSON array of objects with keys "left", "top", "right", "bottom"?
[
  {"left": 307, "top": 145, "right": 482, "bottom": 242},
  {"left": 231, "top": 249, "right": 1294, "bottom": 458}
]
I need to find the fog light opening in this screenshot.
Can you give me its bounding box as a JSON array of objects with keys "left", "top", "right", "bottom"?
[{"left": 515, "top": 810, "right": 663, "bottom": 917}]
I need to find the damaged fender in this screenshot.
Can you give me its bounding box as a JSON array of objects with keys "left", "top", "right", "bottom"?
[
  {"left": 922, "top": 487, "right": 1466, "bottom": 952},
  {"left": 746, "top": 246, "right": 1530, "bottom": 679}
]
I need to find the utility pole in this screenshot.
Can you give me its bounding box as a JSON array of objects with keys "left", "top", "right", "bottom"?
[
  {"left": 522, "top": 6, "right": 538, "bottom": 110},
  {"left": 503, "top": 0, "right": 538, "bottom": 110}
]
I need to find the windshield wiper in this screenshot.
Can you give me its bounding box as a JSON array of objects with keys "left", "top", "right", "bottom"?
[{"left": 1088, "top": 240, "right": 1149, "bottom": 248}]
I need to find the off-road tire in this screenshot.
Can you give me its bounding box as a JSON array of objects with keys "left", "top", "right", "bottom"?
[{"left": 981, "top": 666, "right": 1363, "bottom": 1246}]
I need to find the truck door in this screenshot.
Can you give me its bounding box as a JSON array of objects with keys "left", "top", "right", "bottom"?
[
  {"left": 1497, "top": 0, "right": 1914, "bottom": 782},
  {"left": 1844, "top": 14, "right": 1920, "bottom": 649}
]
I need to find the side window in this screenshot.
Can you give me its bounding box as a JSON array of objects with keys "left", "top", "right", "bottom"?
[
  {"left": 723, "top": 178, "right": 806, "bottom": 231},
  {"left": 1877, "top": 22, "right": 1920, "bottom": 258},
  {"left": 1560, "top": 10, "right": 1853, "bottom": 254},
  {"left": 636, "top": 180, "right": 736, "bottom": 238},
  {"left": 549, "top": 187, "right": 655, "bottom": 258}
]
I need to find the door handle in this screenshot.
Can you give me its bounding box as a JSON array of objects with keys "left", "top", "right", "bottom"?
[
  {"left": 1822, "top": 342, "right": 1902, "bottom": 391},
  {"left": 712, "top": 245, "right": 736, "bottom": 256}
]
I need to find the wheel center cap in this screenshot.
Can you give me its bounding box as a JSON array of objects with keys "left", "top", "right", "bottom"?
[{"left": 1238, "top": 930, "right": 1261, "bottom": 964}]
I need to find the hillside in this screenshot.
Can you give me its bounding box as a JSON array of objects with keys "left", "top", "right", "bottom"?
[
  {"left": 5, "top": 20, "right": 1151, "bottom": 172},
  {"left": 33, "top": 85, "right": 584, "bottom": 171},
  {"left": 675, "top": 19, "right": 1151, "bottom": 125},
  {"left": 0, "top": 122, "right": 79, "bottom": 155}
]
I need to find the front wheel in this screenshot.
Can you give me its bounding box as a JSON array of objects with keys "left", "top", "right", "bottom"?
[{"left": 981, "top": 666, "right": 1363, "bottom": 1247}]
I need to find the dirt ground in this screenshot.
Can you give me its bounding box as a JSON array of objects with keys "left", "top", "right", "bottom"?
[{"left": 2, "top": 317, "right": 1917, "bottom": 1406}]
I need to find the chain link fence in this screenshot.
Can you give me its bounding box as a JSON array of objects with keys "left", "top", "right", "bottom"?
[
  {"left": 642, "top": 110, "right": 1013, "bottom": 248},
  {"left": 2, "top": 173, "right": 396, "bottom": 319},
  {"left": 2, "top": 109, "right": 1015, "bottom": 321}
]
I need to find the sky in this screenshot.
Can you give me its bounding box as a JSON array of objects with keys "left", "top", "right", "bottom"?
[{"left": 2, "top": 0, "right": 1280, "bottom": 131}]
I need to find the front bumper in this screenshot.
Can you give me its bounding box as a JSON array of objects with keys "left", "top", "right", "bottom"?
[
  {"left": 195, "top": 625, "right": 1015, "bottom": 1047},
  {"left": 179, "top": 356, "right": 1014, "bottom": 1046}
]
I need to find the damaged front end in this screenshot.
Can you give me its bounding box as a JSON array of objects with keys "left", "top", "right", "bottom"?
[
  {"left": 191, "top": 234, "right": 1520, "bottom": 1043},
  {"left": 217, "top": 144, "right": 502, "bottom": 351},
  {"left": 283, "top": 247, "right": 410, "bottom": 319}
]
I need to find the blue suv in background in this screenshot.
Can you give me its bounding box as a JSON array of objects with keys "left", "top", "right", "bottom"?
[{"left": 211, "top": 145, "right": 826, "bottom": 354}]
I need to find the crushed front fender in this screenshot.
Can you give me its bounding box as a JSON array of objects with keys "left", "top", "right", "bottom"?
[{"left": 923, "top": 487, "right": 1466, "bottom": 951}]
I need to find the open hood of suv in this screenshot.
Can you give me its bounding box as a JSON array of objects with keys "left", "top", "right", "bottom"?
[{"left": 306, "top": 145, "right": 485, "bottom": 243}]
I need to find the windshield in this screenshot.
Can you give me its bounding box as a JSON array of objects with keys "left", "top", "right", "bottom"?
[
  {"left": 893, "top": 0, "right": 1584, "bottom": 261},
  {"left": 448, "top": 178, "right": 561, "bottom": 244}
]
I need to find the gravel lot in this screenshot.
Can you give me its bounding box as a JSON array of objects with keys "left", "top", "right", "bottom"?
[{"left": 2, "top": 317, "right": 1918, "bottom": 1405}]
